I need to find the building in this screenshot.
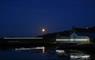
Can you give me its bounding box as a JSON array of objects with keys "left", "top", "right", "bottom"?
[{"left": 56, "top": 32, "right": 90, "bottom": 45}]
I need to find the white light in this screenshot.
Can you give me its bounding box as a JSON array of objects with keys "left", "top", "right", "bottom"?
[
  {"left": 15, "top": 47, "right": 32, "bottom": 51},
  {"left": 70, "top": 55, "right": 79, "bottom": 58},
  {"left": 4, "top": 37, "right": 43, "bottom": 39},
  {"left": 15, "top": 46, "right": 45, "bottom": 54},
  {"left": 81, "top": 55, "right": 90, "bottom": 58},
  {"left": 56, "top": 38, "right": 89, "bottom": 42},
  {"left": 42, "top": 28, "right": 46, "bottom": 32},
  {"left": 56, "top": 50, "right": 65, "bottom": 54},
  {"left": 32, "top": 46, "right": 45, "bottom": 53},
  {"left": 70, "top": 55, "right": 90, "bottom": 59}
]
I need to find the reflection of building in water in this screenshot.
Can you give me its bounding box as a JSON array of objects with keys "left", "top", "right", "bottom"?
[
  {"left": 56, "top": 32, "right": 90, "bottom": 44},
  {"left": 0, "top": 27, "right": 94, "bottom": 56},
  {"left": 55, "top": 27, "right": 95, "bottom": 60},
  {"left": 15, "top": 46, "right": 45, "bottom": 54}
]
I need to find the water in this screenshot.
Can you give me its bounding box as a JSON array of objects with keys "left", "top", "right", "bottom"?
[
  {"left": 0, "top": 50, "right": 60, "bottom": 60},
  {"left": 0, "top": 50, "right": 93, "bottom": 60}
]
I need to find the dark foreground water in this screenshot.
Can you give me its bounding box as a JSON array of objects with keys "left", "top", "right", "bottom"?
[
  {"left": 0, "top": 50, "right": 94, "bottom": 60},
  {"left": 0, "top": 50, "right": 62, "bottom": 60}
]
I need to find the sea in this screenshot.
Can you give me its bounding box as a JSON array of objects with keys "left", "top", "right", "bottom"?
[{"left": 0, "top": 50, "right": 65, "bottom": 60}]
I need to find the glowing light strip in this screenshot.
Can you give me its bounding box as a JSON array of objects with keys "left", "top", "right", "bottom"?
[
  {"left": 56, "top": 38, "right": 89, "bottom": 42},
  {"left": 15, "top": 46, "right": 45, "bottom": 54},
  {"left": 70, "top": 55, "right": 90, "bottom": 58},
  {"left": 56, "top": 50, "right": 65, "bottom": 53},
  {"left": 4, "top": 37, "right": 43, "bottom": 39}
]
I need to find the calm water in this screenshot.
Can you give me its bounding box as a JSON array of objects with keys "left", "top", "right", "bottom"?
[{"left": 0, "top": 50, "right": 61, "bottom": 60}]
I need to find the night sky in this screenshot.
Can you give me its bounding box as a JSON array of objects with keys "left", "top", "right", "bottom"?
[{"left": 0, "top": 0, "right": 95, "bottom": 36}]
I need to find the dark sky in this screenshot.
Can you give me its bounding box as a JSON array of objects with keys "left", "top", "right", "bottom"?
[{"left": 0, "top": 0, "right": 95, "bottom": 36}]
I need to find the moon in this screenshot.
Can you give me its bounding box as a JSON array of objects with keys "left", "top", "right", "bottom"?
[{"left": 42, "top": 28, "right": 46, "bottom": 32}]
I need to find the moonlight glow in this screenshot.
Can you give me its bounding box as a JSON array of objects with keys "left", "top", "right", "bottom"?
[{"left": 42, "top": 28, "right": 46, "bottom": 32}]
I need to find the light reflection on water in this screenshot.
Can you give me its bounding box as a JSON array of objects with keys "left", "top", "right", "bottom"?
[
  {"left": 0, "top": 50, "right": 92, "bottom": 60},
  {"left": 0, "top": 50, "right": 60, "bottom": 60}
]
